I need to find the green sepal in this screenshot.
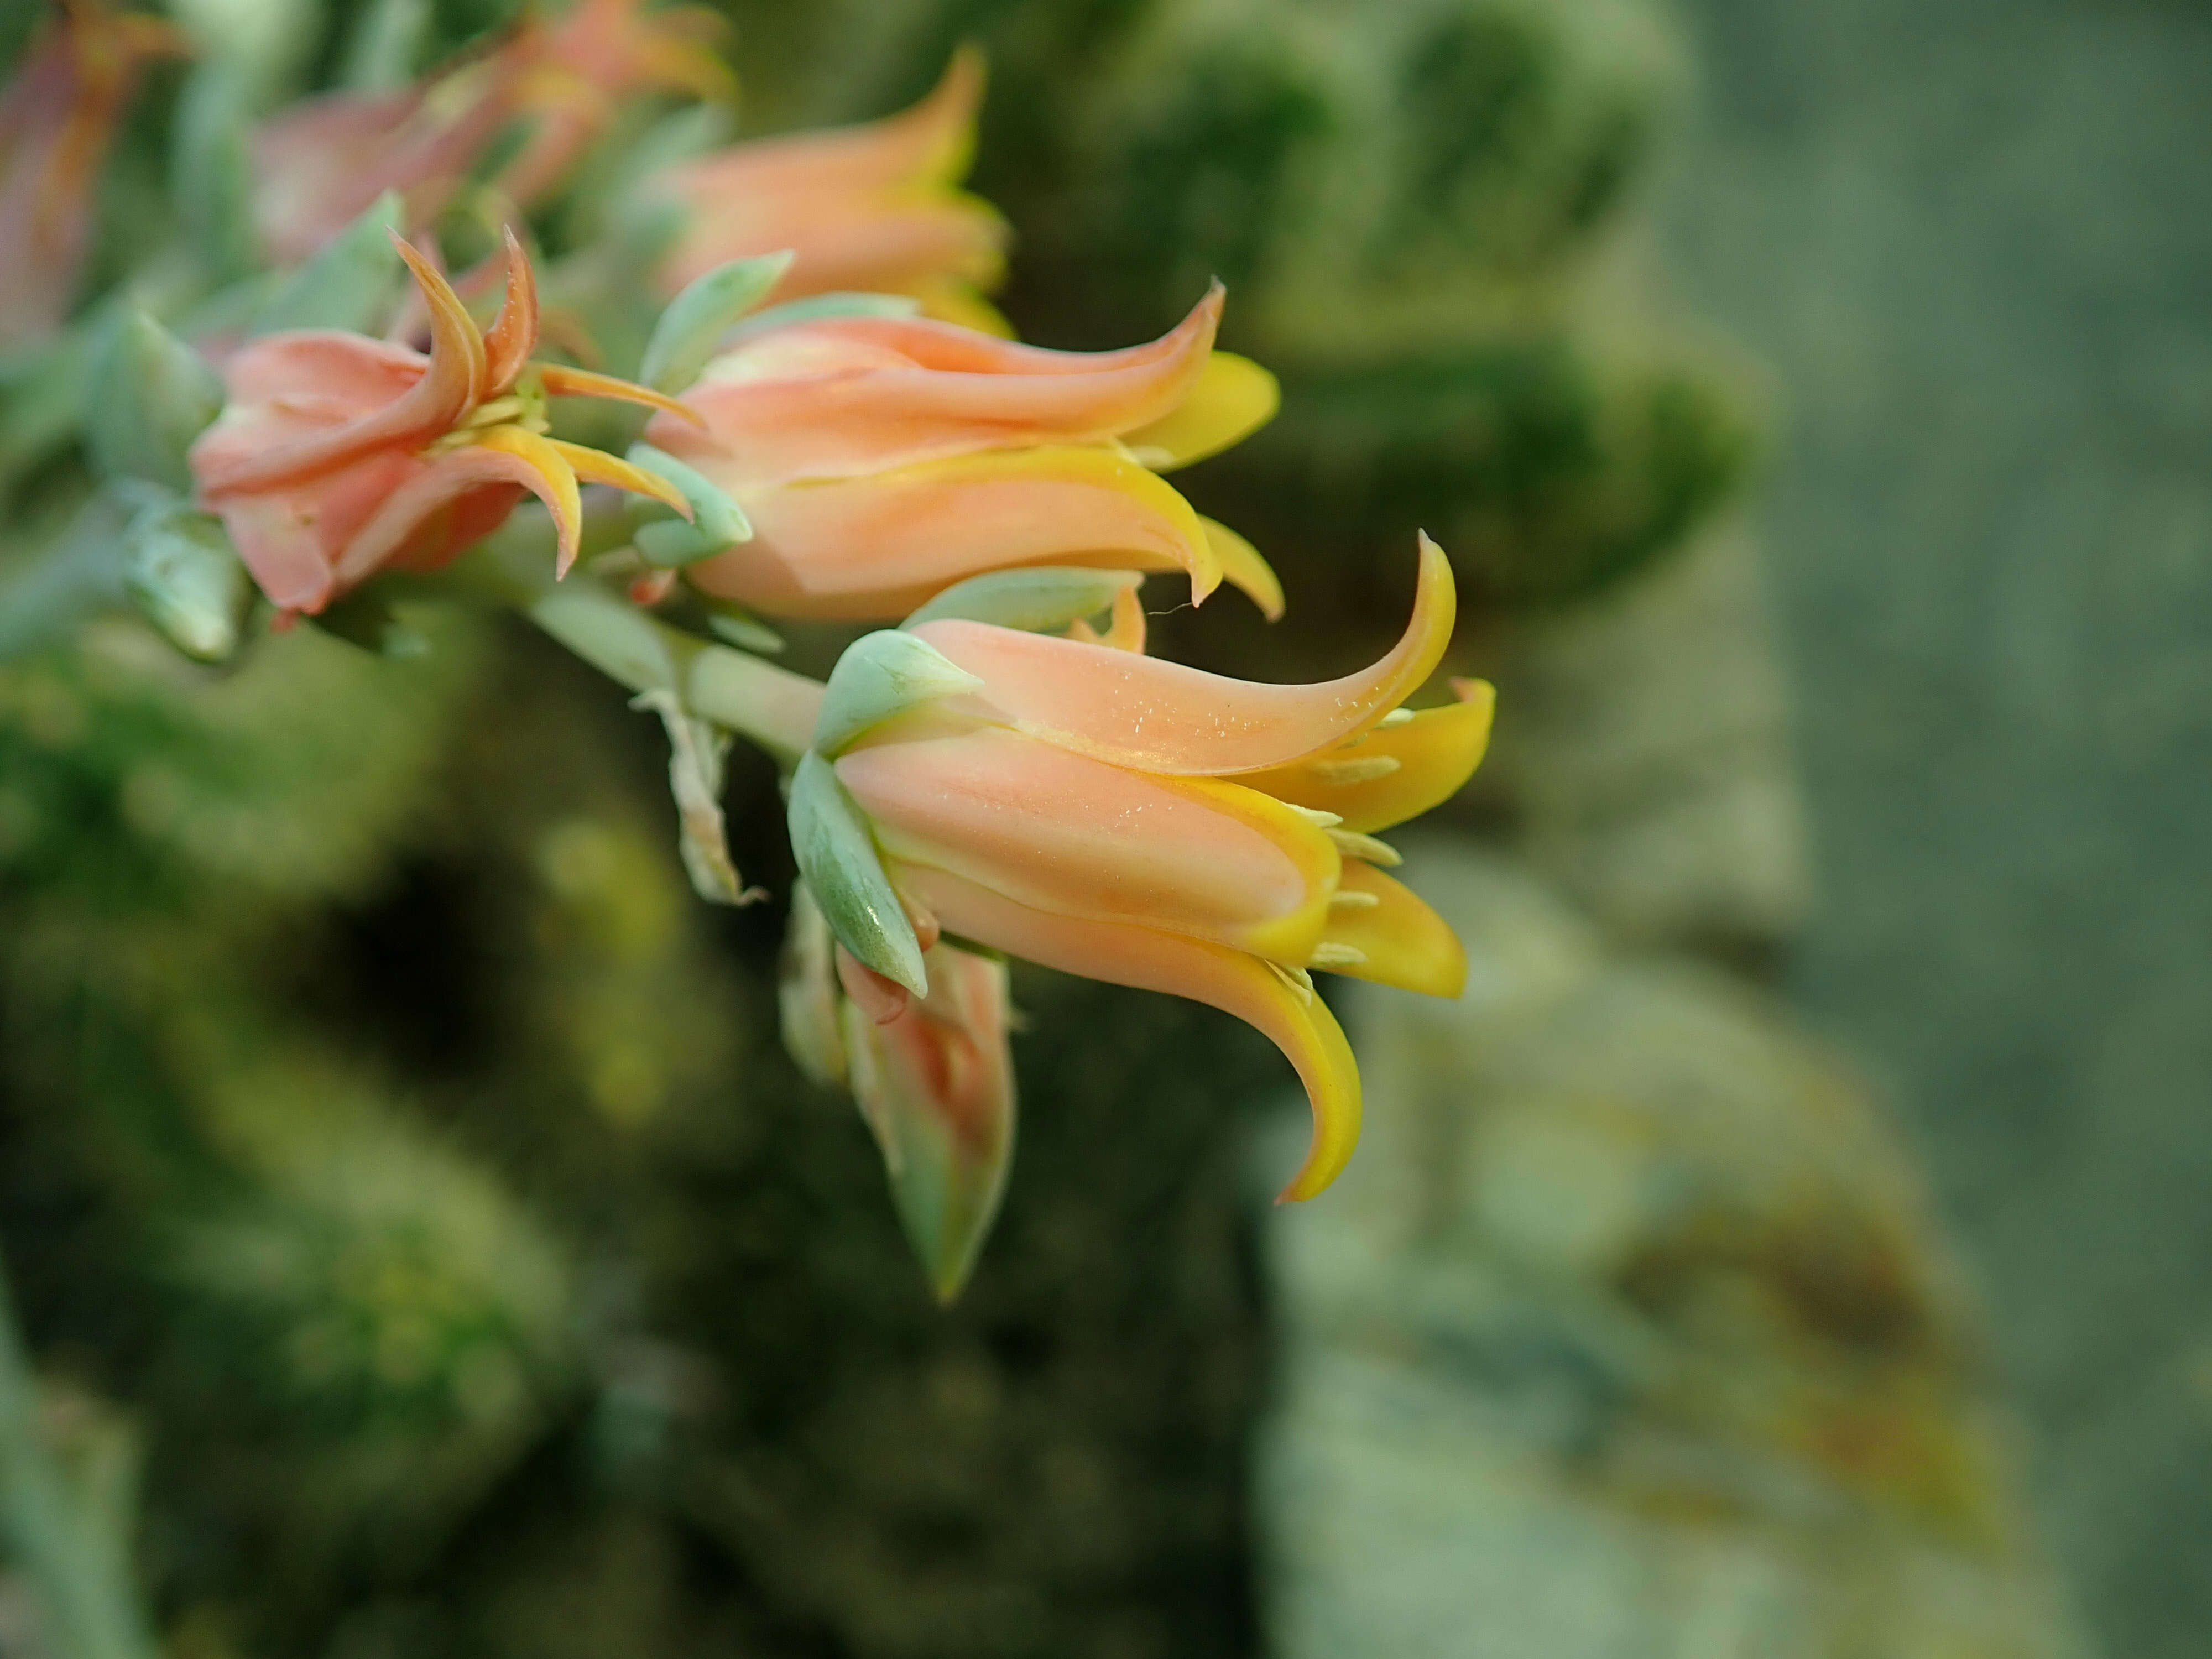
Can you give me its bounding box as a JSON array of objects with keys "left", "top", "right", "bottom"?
[
  {"left": 85, "top": 310, "right": 226, "bottom": 494},
  {"left": 787, "top": 749, "right": 928, "bottom": 998},
  {"left": 172, "top": 62, "right": 260, "bottom": 283},
  {"left": 699, "top": 599, "right": 783, "bottom": 656},
  {"left": 313, "top": 587, "right": 429, "bottom": 659},
  {"left": 728, "top": 291, "right": 922, "bottom": 342},
  {"left": 121, "top": 500, "right": 252, "bottom": 664},
  {"left": 624, "top": 441, "right": 752, "bottom": 561},
  {"left": 812, "top": 630, "right": 984, "bottom": 759},
  {"left": 902, "top": 567, "right": 1143, "bottom": 634},
  {"left": 251, "top": 191, "right": 405, "bottom": 337},
  {"left": 638, "top": 252, "right": 795, "bottom": 394}
]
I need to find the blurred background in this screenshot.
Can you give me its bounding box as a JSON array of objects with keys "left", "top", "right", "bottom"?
[{"left": 1, "top": 0, "right": 2208, "bottom": 1655}]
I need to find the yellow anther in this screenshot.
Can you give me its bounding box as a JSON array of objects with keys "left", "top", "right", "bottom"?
[
  {"left": 1327, "top": 828, "right": 1402, "bottom": 868},
  {"left": 1265, "top": 960, "right": 1316, "bottom": 1004},
  {"left": 1308, "top": 943, "right": 1369, "bottom": 970},
  {"left": 1311, "top": 755, "right": 1402, "bottom": 785},
  {"left": 1328, "top": 889, "right": 1380, "bottom": 911}
]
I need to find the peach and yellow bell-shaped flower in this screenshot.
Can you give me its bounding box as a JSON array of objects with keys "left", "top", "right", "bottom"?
[
  {"left": 638, "top": 285, "right": 1282, "bottom": 620},
  {"left": 801, "top": 535, "right": 1486, "bottom": 1202},
  {"left": 645, "top": 49, "right": 1008, "bottom": 329},
  {"left": 191, "top": 230, "right": 696, "bottom": 614},
  {"left": 0, "top": 0, "right": 186, "bottom": 347}
]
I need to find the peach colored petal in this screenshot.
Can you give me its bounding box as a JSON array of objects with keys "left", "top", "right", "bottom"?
[
  {"left": 1313, "top": 864, "right": 1466, "bottom": 999},
  {"left": 207, "top": 447, "right": 429, "bottom": 613},
  {"left": 665, "top": 286, "right": 1222, "bottom": 485},
  {"left": 481, "top": 229, "right": 539, "bottom": 395},
  {"left": 212, "top": 330, "right": 427, "bottom": 411},
  {"left": 683, "top": 446, "right": 1219, "bottom": 621},
  {"left": 196, "top": 238, "right": 486, "bottom": 494},
  {"left": 1240, "top": 677, "right": 1495, "bottom": 833},
  {"left": 538, "top": 362, "right": 703, "bottom": 424},
  {"left": 902, "top": 865, "right": 1363, "bottom": 1202},
  {"left": 549, "top": 438, "right": 691, "bottom": 519},
  {"left": 658, "top": 194, "right": 1006, "bottom": 307},
  {"left": 327, "top": 435, "right": 576, "bottom": 593},
  {"left": 658, "top": 48, "right": 982, "bottom": 209},
  {"left": 913, "top": 534, "right": 1458, "bottom": 778},
  {"left": 837, "top": 727, "right": 1338, "bottom": 961}
]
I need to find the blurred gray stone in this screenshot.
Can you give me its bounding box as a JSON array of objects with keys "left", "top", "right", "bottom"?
[
  {"left": 1654, "top": 3, "right": 2212, "bottom": 1653},
  {"left": 1489, "top": 522, "right": 1812, "bottom": 953},
  {"left": 1259, "top": 844, "right": 2086, "bottom": 1659}
]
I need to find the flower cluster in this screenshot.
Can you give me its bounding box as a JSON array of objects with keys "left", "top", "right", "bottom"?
[{"left": 9, "top": 0, "right": 1494, "bottom": 1299}]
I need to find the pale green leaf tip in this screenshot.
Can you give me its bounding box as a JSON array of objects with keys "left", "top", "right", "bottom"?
[
  {"left": 787, "top": 750, "right": 928, "bottom": 998},
  {"left": 813, "top": 630, "right": 985, "bottom": 759}
]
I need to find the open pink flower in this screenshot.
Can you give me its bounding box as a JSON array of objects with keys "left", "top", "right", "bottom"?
[
  {"left": 640, "top": 285, "right": 1282, "bottom": 620},
  {"left": 192, "top": 232, "right": 696, "bottom": 614},
  {"left": 0, "top": 0, "right": 186, "bottom": 347},
  {"left": 823, "top": 536, "right": 1492, "bottom": 1202},
  {"left": 646, "top": 49, "right": 1008, "bottom": 330}
]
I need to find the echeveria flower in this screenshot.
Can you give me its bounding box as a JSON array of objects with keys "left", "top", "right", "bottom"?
[
  {"left": 638, "top": 286, "right": 1282, "bottom": 620},
  {"left": 806, "top": 536, "right": 1486, "bottom": 1202},
  {"left": 496, "top": 0, "right": 734, "bottom": 208},
  {"left": 192, "top": 232, "right": 693, "bottom": 613},
  {"left": 0, "top": 0, "right": 185, "bottom": 348},
  {"left": 646, "top": 50, "right": 1007, "bottom": 329},
  {"left": 782, "top": 881, "right": 1016, "bottom": 1302},
  {"left": 254, "top": 0, "right": 733, "bottom": 263},
  {"left": 252, "top": 56, "right": 521, "bottom": 267}
]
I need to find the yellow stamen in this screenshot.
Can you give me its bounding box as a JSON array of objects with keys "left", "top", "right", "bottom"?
[
  {"left": 1265, "top": 961, "right": 1316, "bottom": 1004},
  {"left": 1311, "top": 755, "right": 1402, "bottom": 785},
  {"left": 1327, "top": 829, "right": 1402, "bottom": 868},
  {"left": 1308, "top": 943, "right": 1369, "bottom": 970},
  {"left": 1328, "top": 890, "right": 1380, "bottom": 911}
]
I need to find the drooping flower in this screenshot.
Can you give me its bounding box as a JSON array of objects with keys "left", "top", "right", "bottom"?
[
  {"left": 253, "top": 0, "right": 734, "bottom": 264},
  {"left": 638, "top": 285, "right": 1284, "bottom": 620},
  {"left": 495, "top": 0, "right": 735, "bottom": 208},
  {"left": 797, "top": 536, "right": 1491, "bottom": 1202},
  {"left": 192, "top": 231, "right": 695, "bottom": 614},
  {"left": 781, "top": 881, "right": 1016, "bottom": 1302},
  {"left": 252, "top": 53, "right": 521, "bottom": 267},
  {"left": 0, "top": 0, "right": 186, "bottom": 348},
  {"left": 645, "top": 49, "right": 1008, "bottom": 330}
]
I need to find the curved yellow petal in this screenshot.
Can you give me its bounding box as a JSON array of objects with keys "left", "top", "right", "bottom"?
[
  {"left": 1122, "top": 352, "right": 1279, "bottom": 471},
  {"left": 393, "top": 234, "right": 488, "bottom": 409},
  {"left": 915, "top": 533, "right": 1457, "bottom": 777},
  {"left": 468, "top": 425, "right": 583, "bottom": 572},
  {"left": 902, "top": 865, "right": 1363, "bottom": 1202},
  {"left": 1242, "top": 676, "right": 1494, "bottom": 833},
  {"left": 538, "top": 363, "right": 705, "bottom": 425},
  {"left": 481, "top": 229, "right": 541, "bottom": 397},
  {"left": 1201, "top": 517, "right": 1284, "bottom": 620},
  {"left": 1314, "top": 864, "right": 1466, "bottom": 999},
  {"left": 547, "top": 437, "right": 692, "bottom": 518}
]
